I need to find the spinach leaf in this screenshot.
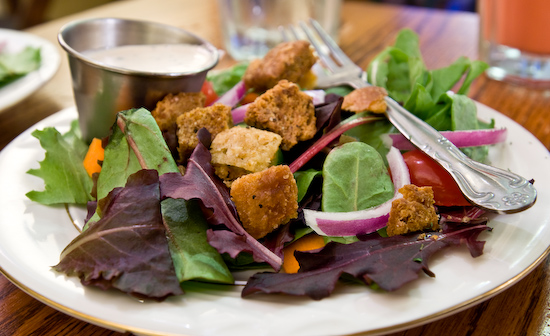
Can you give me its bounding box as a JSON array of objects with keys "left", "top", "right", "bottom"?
[{"left": 322, "top": 142, "right": 394, "bottom": 212}]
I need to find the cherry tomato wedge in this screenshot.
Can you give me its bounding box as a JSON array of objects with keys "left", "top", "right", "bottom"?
[
  {"left": 402, "top": 149, "right": 471, "bottom": 207},
  {"left": 201, "top": 80, "right": 218, "bottom": 106}
]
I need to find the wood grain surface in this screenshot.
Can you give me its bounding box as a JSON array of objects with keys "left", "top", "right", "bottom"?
[{"left": 0, "top": 1, "right": 549, "bottom": 335}]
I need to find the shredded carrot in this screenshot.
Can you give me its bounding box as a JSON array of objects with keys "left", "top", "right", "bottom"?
[
  {"left": 282, "top": 233, "right": 326, "bottom": 273},
  {"left": 83, "top": 138, "right": 104, "bottom": 177}
]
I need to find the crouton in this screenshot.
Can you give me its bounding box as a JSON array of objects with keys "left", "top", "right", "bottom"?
[
  {"left": 245, "top": 79, "right": 316, "bottom": 151},
  {"left": 210, "top": 126, "right": 282, "bottom": 185},
  {"left": 176, "top": 103, "right": 233, "bottom": 161},
  {"left": 342, "top": 86, "right": 388, "bottom": 114},
  {"left": 230, "top": 165, "right": 298, "bottom": 239},
  {"left": 151, "top": 92, "right": 206, "bottom": 131},
  {"left": 243, "top": 40, "right": 317, "bottom": 92},
  {"left": 386, "top": 184, "right": 440, "bottom": 237}
]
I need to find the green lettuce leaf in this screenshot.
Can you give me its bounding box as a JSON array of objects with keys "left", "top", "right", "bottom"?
[{"left": 26, "top": 120, "right": 93, "bottom": 205}]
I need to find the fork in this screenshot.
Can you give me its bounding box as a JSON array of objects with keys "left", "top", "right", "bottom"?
[{"left": 285, "top": 19, "right": 536, "bottom": 214}]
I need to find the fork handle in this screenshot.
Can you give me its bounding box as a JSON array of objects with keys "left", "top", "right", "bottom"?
[{"left": 349, "top": 78, "right": 536, "bottom": 214}]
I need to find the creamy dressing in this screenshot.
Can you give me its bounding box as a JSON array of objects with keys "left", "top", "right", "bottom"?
[{"left": 83, "top": 44, "right": 215, "bottom": 73}]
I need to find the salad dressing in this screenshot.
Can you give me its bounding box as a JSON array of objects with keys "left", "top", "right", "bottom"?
[{"left": 83, "top": 44, "right": 215, "bottom": 73}]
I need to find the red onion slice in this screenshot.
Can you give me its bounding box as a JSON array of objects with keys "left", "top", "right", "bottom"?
[
  {"left": 211, "top": 80, "right": 247, "bottom": 107},
  {"left": 231, "top": 104, "right": 248, "bottom": 124}
]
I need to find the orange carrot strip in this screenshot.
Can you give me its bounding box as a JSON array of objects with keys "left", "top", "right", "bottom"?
[
  {"left": 282, "top": 233, "right": 326, "bottom": 274},
  {"left": 83, "top": 138, "right": 104, "bottom": 177}
]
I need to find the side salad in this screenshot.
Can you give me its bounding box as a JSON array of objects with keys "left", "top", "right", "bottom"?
[
  {"left": 0, "top": 43, "right": 41, "bottom": 88},
  {"left": 27, "top": 29, "right": 504, "bottom": 301}
]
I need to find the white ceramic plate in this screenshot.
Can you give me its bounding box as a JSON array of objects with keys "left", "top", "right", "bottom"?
[
  {"left": 0, "top": 105, "right": 549, "bottom": 336},
  {"left": 0, "top": 28, "right": 60, "bottom": 112}
]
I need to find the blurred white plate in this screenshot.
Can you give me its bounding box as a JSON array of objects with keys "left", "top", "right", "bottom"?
[
  {"left": 0, "top": 104, "right": 549, "bottom": 336},
  {"left": 0, "top": 28, "right": 60, "bottom": 112}
]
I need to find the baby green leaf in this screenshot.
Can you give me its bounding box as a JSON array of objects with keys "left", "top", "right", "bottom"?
[
  {"left": 161, "top": 198, "right": 233, "bottom": 284},
  {"left": 322, "top": 142, "right": 394, "bottom": 212},
  {"left": 26, "top": 120, "right": 93, "bottom": 205}
]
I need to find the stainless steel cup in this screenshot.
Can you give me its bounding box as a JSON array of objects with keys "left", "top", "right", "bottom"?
[{"left": 58, "top": 18, "right": 219, "bottom": 143}]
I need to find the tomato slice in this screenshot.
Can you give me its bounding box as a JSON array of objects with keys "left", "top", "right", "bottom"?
[
  {"left": 201, "top": 80, "right": 218, "bottom": 106},
  {"left": 402, "top": 149, "right": 471, "bottom": 207}
]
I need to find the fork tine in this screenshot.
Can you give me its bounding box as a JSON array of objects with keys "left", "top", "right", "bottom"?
[
  {"left": 288, "top": 24, "right": 303, "bottom": 41},
  {"left": 278, "top": 26, "right": 290, "bottom": 42},
  {"left": 308, "top": 19, "right": 356, "bottom": 68},
  {"left": 297, "top": 21, "right": 340, "bottom": 72}
]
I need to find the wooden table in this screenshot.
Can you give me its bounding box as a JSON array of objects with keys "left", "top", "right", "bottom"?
[{"left": 1, "top": 1, "right": 549, "bottom": 335}]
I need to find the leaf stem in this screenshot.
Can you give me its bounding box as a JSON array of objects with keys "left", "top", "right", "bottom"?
[{"left": 117, "top": 115, "right": 148, "bottom": 169}]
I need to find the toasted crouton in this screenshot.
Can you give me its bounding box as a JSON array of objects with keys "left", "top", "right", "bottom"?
[
  {"left": 176, "top": 103, "right": 233, "bottom": 161},
  {"left": 386, "top": 184, "right": 439, "bottom": 237},
  {"left": 243, "top": 40, "right": 317, "bottom": 92},
  {"left": 151, "top": 92, "right": 206, "bottom": 131},
  {"left": 230, "top": 165, "right": 298, "bottom": 239},
  {"left": 210, "top": 126, "right": 282, "bottom": 185},
  {"left": 342, "top": 86, "right": 388, "bottom": 114},
  {"left": 245, "top": 79, "right": 316, "bottom": 151}
]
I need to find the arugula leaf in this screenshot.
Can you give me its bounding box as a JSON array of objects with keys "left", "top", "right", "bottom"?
[
  {"left": 368, "top": 29, "right": 427, "bottom": 103},
  {"left": 366, "top": 29, "right": 490, "bottom": 161},
  {"left": 322, "top": 142, "right": 394, "bottom": 212},
  {"left": 26, "top": 120, "right": 93, "bottom": 205},
  {"left": 457, "top": 60, "right": 490, "bottom": 95},
  {"left": 242, "top": 223, "right": 490, "bottom": 300},
  {"left": 429, "top": 56, "right": 470, "bottom": 101}
]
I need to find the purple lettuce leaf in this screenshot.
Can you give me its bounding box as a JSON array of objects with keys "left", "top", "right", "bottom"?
[
  {"left": 242, "top": 223, "right": 490, "bottom": 300},
  {"left": 54, "top": 169, "right": 183, "bottom": 301},
  {"left": 159, "top": 129, "right": 282, "bottom": 270}
]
